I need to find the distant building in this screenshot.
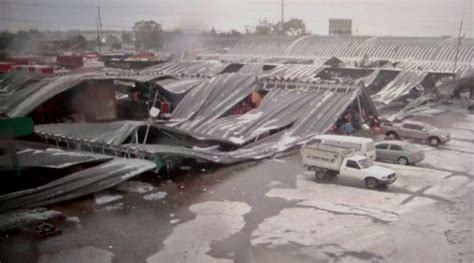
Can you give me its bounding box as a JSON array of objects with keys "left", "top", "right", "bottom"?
[{"left": 329, "top": 19, "right": 352, "bottom": 36}]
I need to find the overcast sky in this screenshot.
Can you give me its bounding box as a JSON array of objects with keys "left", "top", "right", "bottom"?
[{"left": 0, "top": 0, "right": 472, "bottom": 37}]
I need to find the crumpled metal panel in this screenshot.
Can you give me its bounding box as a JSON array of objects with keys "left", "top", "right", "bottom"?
[
  {"left": 220, "top": 87, "right": 358, "bottom": 163},
  {"left": 372, "top": 70, "right": 429, "bottom": 105},
  {"left": 0, "top": 148, "right": 112, "bottom": 169},
  {"left": 236, "top": 63, "right": 265, "bottom": 75},
  {"left": 5, "top": 72, "right": 101, "bottom": 117},
  {"left": 191, "top": 86, "right": 358, "bottom": 145},
  {"left": 358, "top": 69, "right": 382, "bottom": 88},
  {"left": 35, "top": 121, "right": 144, "bottom": 146},
  {"left": 1, "top": 71, "right": 164, "bottom": 117},
  {"left": 0, "top": 77, "right": 55, "bottom": 115},
  {"left": 171, "top": 74, "right": 257, "bottom": 129},
  {"left": 122, "top": 144, "right": 226, "bottom": 163},
  {"left": 0, "top": 158, "right": 156, "bottom": 212},
  {"left": 0, "top": 73, "right": 37, "bottom": 98}
]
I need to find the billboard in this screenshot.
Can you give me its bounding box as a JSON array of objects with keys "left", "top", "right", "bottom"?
[{"left": 329, "top": 19, "right": 352, "bottom": 35}]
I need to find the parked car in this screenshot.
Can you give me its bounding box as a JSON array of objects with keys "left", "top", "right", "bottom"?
[
  {"left": 382, "top": 120, "right": 450, "bottom": 146},
  {"left": 301, "top": 142, "right": 396, "bottom": 189},
  {"left": 375, "top": 141, "right": 425, "bottom": 165}
]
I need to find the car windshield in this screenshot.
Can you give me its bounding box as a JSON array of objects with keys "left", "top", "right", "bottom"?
[{"left": 358, "top": 158, "right": 372, "bottom": 169}]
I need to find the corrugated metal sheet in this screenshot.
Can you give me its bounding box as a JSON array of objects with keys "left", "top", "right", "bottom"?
[
  {"left": 155, "top": 78, "right": 203, "bottom": 94},
  {"left": 35, "top": 121, "right": 144, "bottom": 146},
  {"left": 25, "top": 77, "right": 363, "bottom": 165},
  {"left": 0, "top": 71, "right": 164, "bottom": 117},
  {"left": 0, "top": 158, "right": 156, "bottom": 212},
  {"left": 0, "top": 148, "right": 111, "bottom": 169},
  {"left": 211, "top": 35, "right": 473, "bottom": 67},
  {"left": 259, "top": 64, "right": 325, "bottom": 80},
  {"left": 188, "top": 84, "right": 358, "bottom": 145},
  {"left": 0, "top": 73, "right": 38, "bottom": 98},
  {"left": 284, "top": 35, "right": 371, "bottom": 58},
  {"left": 395, "top": 61, "right": 472, "bottom": 73},
  {"left": 141, "top": 60, "right": 228, "bottom": 77},
  {"left": 236, "top": 63, "right": 266, "bottom": 75},
  {"left": 171, "top": 73, "right": 257, "bottom": 129},
  {"left": 229, "top": 35, "right": 301, "bottom": 57},
  {"left": 372, "top": 70, "right": 429, "bottom": 105},
  {"left": 358, "top": 69, "right": 383, "bottom": 88},
  {"left": 128, "top": 82, "right": 359, "bottom": 164}
]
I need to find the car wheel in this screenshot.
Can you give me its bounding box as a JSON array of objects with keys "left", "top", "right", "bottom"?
[
  {"left": 315, "top": 170, "right": 328, "bottom": 181},
  {"left": 428, "top": 137, "right": 440, "bottom": 147},
  {"left": 398, "top": 157, "right": 409, "bottom": 165},
  {"left": 365, "top": 177, "right": 379, "bottom": 189},
  {"left": 386, "top": 132, "right": 400, "bottom": 140}
]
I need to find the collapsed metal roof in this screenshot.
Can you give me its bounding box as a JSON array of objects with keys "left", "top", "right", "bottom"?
[
  {"left": 35, "top": 121, "right": 144, "bottom": 146},
  {"left": 0, "top": 148, "right": 111, "bottom": 169},
  {"left": 0, "top": 158, "right": 156, "bottom": 212},
  {"left": 171, "top": 73, "right": 257, "bottom": 129},
  {"left": 26, "top": 76, "right": 364, "bottom": 165},
  {"left": 181, "top": 82, "right": 360, "bottom": 145},
  {"left": 372, "top": 70, "right": 429, "bottom": 105},
  {"left": 0, "top": 71, "right": 164, "bottom": 117},
  {"left": 0, "top": 73, "right": 38, "bottom": 98}
]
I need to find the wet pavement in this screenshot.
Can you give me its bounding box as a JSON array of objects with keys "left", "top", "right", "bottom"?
[{"left": 1, "top": 108, "right": 473, "bottom": 262}]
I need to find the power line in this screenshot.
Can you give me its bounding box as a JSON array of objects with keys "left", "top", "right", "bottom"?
[
  {"left": 281, "top": 0, "right": 284, "bottom": 34},
  {"left": 97, "top": 6, "right": 103, "bottom": 40}
]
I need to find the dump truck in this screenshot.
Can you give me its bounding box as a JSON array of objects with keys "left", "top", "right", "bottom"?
[{"left": 301, "top": 143, "right": 396, "bottom": 189}]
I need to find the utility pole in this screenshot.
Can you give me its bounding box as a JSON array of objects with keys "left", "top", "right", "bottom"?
[
  {"left": 97, "top": 6, "right": 103, "bottom": 41},
  {"left": 453, "top": 20, "right": 463, "bottom": 74},
  {"left": 281, "top": 0, "right": 285, "bottom": 34},
  {"left": 96, "top": 17, "right": 102, "bottom": 52}
]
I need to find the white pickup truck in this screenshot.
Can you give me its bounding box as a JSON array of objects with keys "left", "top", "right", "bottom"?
[{"left": 301, "top": 143, "right": 397, "bottom": 189}]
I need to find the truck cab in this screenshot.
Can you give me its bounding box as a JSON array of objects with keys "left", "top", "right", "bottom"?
[{"left": 340, "top": 156, "right": 396, "bottom": 188}]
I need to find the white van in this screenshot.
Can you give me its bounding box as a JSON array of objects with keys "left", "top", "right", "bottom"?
[{"left": 312, "top": 134, "right": 376, "bottom": 161}]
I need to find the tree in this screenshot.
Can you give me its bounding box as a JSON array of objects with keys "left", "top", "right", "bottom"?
[
  {"left": 65, "top": 34, "right": 87, "bottom": 50},
  {"left": 210, "top": 27, "right": 217, "bottom": 35},
  {"left": 10, "top": 29, "right": 44, "bottom": 52},
  {"left": 255, "top": 19, "right": 275, "bottom": 35},
  {"left": 253, "top": 18, "right": 308, "bottom": 36},
  {"left": 229, "top": 29, "right": 242, "bottom": 37},
  {"left": 133, "top": 20, "right": 163, "bottom": 50},
  {"left": 121, "top": 32, "right": 133, "bottom": 44},
  {"left": 0, "top": 31, "right": 15, "bottom": 50},
  {"left": 106, "top": 35, "right": 122, "bottom": 49},
  {"left": 283, "top": 18, "right": 307, "bottom": 36}
]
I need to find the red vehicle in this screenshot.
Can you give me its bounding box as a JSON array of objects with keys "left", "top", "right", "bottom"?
[{"left": 56, "top": 55, "right": 84, "bottom": 69}]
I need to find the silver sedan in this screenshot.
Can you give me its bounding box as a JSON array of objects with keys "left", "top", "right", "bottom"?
[{"left": 375, "top": 141, "right": 425, "bottom": 165}]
